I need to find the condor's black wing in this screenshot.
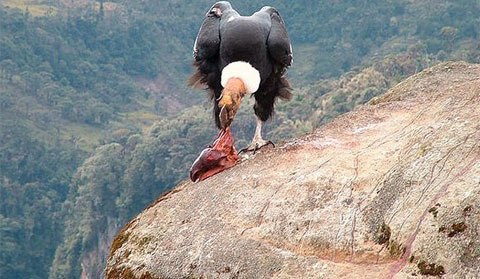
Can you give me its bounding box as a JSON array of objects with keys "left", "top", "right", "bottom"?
[
  {"left": 189, "top": 3, "right": 226, "bottom": 91},
  {"left": 193, "top": 12, "right": 221, "bottom": 61},
  {"left": 264, "top": 7, "right": 293, "bottom": 68}
]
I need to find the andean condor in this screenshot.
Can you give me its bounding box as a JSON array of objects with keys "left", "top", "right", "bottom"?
[{"left": 189, "top": 1, "right": 293, "bottom": 152}]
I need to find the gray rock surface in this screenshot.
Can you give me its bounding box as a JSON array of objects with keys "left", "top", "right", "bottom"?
[{"left": 106, "top": 62, "right": 480, "bottom": 279}]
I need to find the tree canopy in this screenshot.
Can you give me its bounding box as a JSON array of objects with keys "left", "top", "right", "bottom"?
[{"left": 0, "top": 0, "right": 478, "bottom": 278}]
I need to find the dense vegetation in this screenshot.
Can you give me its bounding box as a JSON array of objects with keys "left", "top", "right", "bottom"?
[{"left": 0, "top": 0, "right": 478, "bottom": 278}]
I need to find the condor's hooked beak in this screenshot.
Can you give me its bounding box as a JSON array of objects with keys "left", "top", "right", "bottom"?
[
  {"left": 190, "top": 127, "right": 238, "bottom": 182},
  {"left": 218, "top": 77, "right": 247, "bottom": 129}
]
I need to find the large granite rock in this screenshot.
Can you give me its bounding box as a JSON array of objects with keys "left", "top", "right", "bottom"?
[{"left": 106, "top": 62, "right": 480, "bottom": 278}]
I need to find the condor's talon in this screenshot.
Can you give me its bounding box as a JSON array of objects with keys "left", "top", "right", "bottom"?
[
  {"left": 238, "top": 147, "right": 248, "bottom": 155},
  {"left": 261, "top": 140, "right": 274, "bottom": 147},
  {"left": 238, "top": 118, "right": 275, "bottom": 155},
  {"left": 266, "top": 140, "right": 275, "bottom": 148},
  {"left": 253, "top": 144, "right": 260, "bottom": 155},
  {"left": 239, "top": 139, "right": 275, "bottom": 155}
]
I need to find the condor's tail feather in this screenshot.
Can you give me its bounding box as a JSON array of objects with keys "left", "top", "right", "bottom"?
[
  {"left": 187, "top": 70, "right": 205, "bottom": 90},
  {"left": 188, "top": 59, "right": 222, "bottom": 101},
  {"left": 277, "top": 76, "right": 293, "bottom": 101},
  {"left": 189, "top": 59, "right": 224, "bottom": 128}
]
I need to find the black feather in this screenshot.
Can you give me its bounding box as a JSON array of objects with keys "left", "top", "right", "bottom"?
[
  {"left": 265, "top": 8, "right": 293, "bottom": 67},
  {"left": 189, "top": 2, "right": 293, "bottom": 128},
  {"left": 193, "top": 13, "right": 220, "bottom": 61}
]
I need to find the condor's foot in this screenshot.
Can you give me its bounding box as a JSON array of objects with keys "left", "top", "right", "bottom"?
[
  {"left": 240, "top": 118, "right": 275, "bottom": 154},
  {"left": 239, "top": 139, "right": 275, "bottom": 154}
]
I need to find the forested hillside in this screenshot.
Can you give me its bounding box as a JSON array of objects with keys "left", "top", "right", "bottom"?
[{"left": 0, "top": 0, "right": 478, "bottom": 278}]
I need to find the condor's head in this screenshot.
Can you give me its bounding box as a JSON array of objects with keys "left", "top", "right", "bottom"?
[{"left": 218, "top": 61, "right": 261, "bottom": 128}]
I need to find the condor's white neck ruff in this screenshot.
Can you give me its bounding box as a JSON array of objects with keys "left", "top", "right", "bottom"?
[{"left": 221, "top": 61, "right": 260, "bottom": 94}]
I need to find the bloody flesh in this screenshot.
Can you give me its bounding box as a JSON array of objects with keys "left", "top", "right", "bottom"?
[{"left": 190, "top": 127, "right": 238, "bottom": 182}]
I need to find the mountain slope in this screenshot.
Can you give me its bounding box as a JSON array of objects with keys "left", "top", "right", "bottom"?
[
  {"left": 1, "top": 1, "right": 479, "bottom": 278},
  {"left": 106, "top": 62, "right": 480, "bottom": 278}
]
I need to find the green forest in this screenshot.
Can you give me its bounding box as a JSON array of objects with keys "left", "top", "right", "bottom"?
[{"left": 0, "top": 0, "right": 478, "bottom": 278}]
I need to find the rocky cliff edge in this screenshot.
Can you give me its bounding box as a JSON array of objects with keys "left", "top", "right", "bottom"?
[{"left": 106, "top": 62, "right": 480, "bottom": 279}]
